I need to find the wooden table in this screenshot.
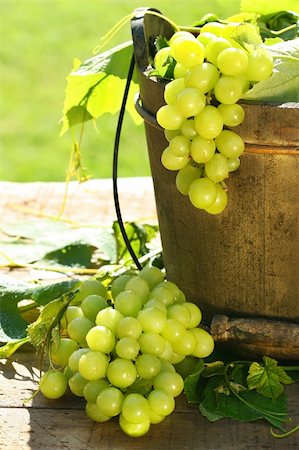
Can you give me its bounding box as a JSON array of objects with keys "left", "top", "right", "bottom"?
[{"left": 0, "top": 179, "right": 298, "bottom": 450}]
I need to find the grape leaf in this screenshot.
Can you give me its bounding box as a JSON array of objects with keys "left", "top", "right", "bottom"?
[
  {"left": 243, "top": 38, "right": 299, "bottom": 102},
  {"left": 247, "top": 356, "right": 294, "bottom": 400},
  {"left": 61, "top": 41, "right": 142, "bottom": 135},
  {"left": 199, "top": 376, "right": 288, "bottom": 430},
  {"left": 0, "top": 276, "right": 77, "bottom": 342}
]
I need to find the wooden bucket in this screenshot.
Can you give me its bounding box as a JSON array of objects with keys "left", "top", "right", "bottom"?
[{"left": 131, "top": 9, "right": 299, "bottom": 359}]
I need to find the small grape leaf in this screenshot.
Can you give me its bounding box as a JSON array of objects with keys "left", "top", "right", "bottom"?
[
  {"left": 43, "top": 243, "right": 97, "bottom": 268},
  {"left": 247, "top": 356, "right": 294, "bottom": 400},
  {"left": 184, "top": 359, "right": 205, "bottom": 403}
]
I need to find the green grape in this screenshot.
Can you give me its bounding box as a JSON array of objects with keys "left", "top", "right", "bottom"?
[
  {"left": 83, "top": 378, "right": 109, "bottom": 403},
  {"left": 125, "top": 276, "right": 150, "bottom": 304},
  {"left": 176, "top": 163, "right": 202, "bottom": 196},
  {"left": 137, "top": 307, "right": 167, "bottom": 333},
  {"left": 168, "top": 352, "right": 185, "bottom": 364},
  {"left": 135, "top": 353, "right": 161, "bottom": 379},
  {"left": 115, "top": 337, "right": 140, "bottom": 360},
  {"left": 116, "top": 316, "right": 143, "bottom": 340},
  {"left": 153, "top": 371, "right": 184, "bottom": 397},
  {"left": 200, "top": 21, "right": 226, "bottom": 36},
  {"left": 81, "top": 294, "right": 108, "bottom": 322},
  {"left": 154, "top": 46, "right": 171, "bottom": 70},
  {"left": 161, "top": 147, "right": 189, "bottom": 171},
  {"left": 190, "top": 135, "right": 216, "bottom": 163},
  {"left": 217, "top": 103, "right": 245, "bottom": 127},
  {"left": 194, "top": 105, "right": 223, "bottom": 139},
  {"left": 147, "top": 389, "right": 175, "bottom": 416},
  {"left": 111, "top": 274, "right": 132, "bottom": 298},
  {"left": 170, "top": 35, "right": 205, "bottom": 68},
  {"left": 160, "top": 319, "right": 186, "bottom": 344},
  {"left": 65, "top": 305, "right": 83, "bottom": 324},
  {"left": 73, "top": 278, "right": 107, "bottom": 303},
  {"left": 197, "top": 31, "right": 217, "bottom": 47},
  {"left": 158, "top": 339, "right": 173, "bottom": 361},
  {"left": 160, "top": 360, "right": 176, "bottom": 373},
  {"left": 214, "top": 75, "right": 243, "bottom": 104},
  {"left": 119, "top": 413, "right": 150, "bottom": 438},
  {"left": 168, "top": 135, "right": 190, "bottom": 157},
  {"left": 181, "top": 118, "right": 198, "bottom": 140},
  {"left": 175, "top": 87, "right": 206, "bottom": 118},
  {"left": 68, "top": 347, "right": 89, "bottom": 373},
  {"left": 144, "top": 298, "right": 167, "bottom": 314},
  {"left": 205, "top": 153, "right": 229, "bottom": 183},
  {"left": 50, "top": 338, "right": 79, "bottom": 367},
  {"left": 205, "top": 37, "right": 231, "bottom": 65},
  {"left": 227, "top": 156, "right": 240, "bottom": 172},
  {"left": 185, "top": 62, "right": 220, "bottom": 93},
  {"left": 39, "top": 370, "right": 67, "bottom": 399},
  {"left": 67, "top": 316, "right": 94, "bottom": 347},
  {"left": 188, "top": 177, "right": 217, "bottom": 209},
  {"left": 167, "top": 304, "right": 191, "bottom": 328},
  {"left": 96, "top": 386, "right": 124, "bottom": 417},
  {"left": 149, "top": 285, "right": 175, "bottom": 307},
  {"left": 68, "top": 372, "right": 88, "bottom": 397},
  {"left": 217, "top": 47, "right": 248, "bottom": 76},
  {"left": 173, "top": 62, "right": 188, "bottom": 78},
  {"left": 63, "top": 365, "right": 74, "bottom": 382},
  {"left": 215, "top": 129, "right": 245, "bottom": 158},
  {"left": 106, "top": 358, "right": 137, "bottom": 388},
  {"left": 164, "top": 128, "right": 181, "bottom": 142},
  {"left": 138, "top": 265, "right": 165, "bottom": 290},
  {"left": 85, "top": 402, "right": 111, "bottom": 423},
  {"left": 156, "top": 280, "right": 181, "bottom": 303},
  {"left": 175, "top": 289, "right": 186, "bottom": 304},
  {"left": 114, "top": 290, "right": 143, "bottom": 318},
  {"left": 148, "top": 409, "right": 165, "bottom": 424},
  {"left": 169, "top": 31, "right": 195, "bottom": 45},
  {"left": 86, "top": 325, "right": 115, "bottom": 353},
  {"left": 245, "top": 48, "right": 273, "bottom": 81},
  {"left": 138, "top": 332, "right": 166, "bottom": 357},
  {"left": 205, "top": 183, "right": 228, "bottom": 215},
  {"left": 121, "top": 393, "right": 150, "bottom": 424},
  {"left": 191, "top": 327, "right": 215, "bottom": 358},
  {"left": 171, "top": 330, "right": 196, "bottom": 355},
  {"left": 156, "top": 104, "right": 183, "bottom": 130},
  {"left": 184, "top": 302, "right": 202, "bottom": 328},
  {"left": 95, "top": 306, "right": 123, "bottom": 333},
  {"left": 174, "top": 355, "right": 198, "bottom": 379},
  {"left": 164, "top": 78, "right": 185, "bottom": 104},
  {"left": 78, "top": 350, "right": 109, "bottom": 380}
]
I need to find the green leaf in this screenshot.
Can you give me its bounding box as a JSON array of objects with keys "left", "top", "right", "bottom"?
[
  {"left": 0, "top": 219, "right": 116, "bottom": 267},
  {"left": 43, "top": 243, "right": 97, "bottom": 268},
  {"left": 113, "top": 221, "right": 158, "bottom": 264},
  {"left": 243, "top": 38, "right": 299, "bottom": 102},
  {"left": 184, "top": 359, "right": 205, "bottom": 403},
  {"left": 61, "top": 41, "right": 142, "bottom": 135},
  {"left": 0, "top": 276, "right": 78, "bottom": 342},
  {"left": 257, "top": 11, "right": 299, "bottom": 41},
  {"left": 202, "top": 360, "right": 226, "bottom": 377},
  {"left": 199, "top": 376, "right": 288, "bottom": 430},
  {"left": 247, "top": 356, "right": 294, "bottom": 400}
]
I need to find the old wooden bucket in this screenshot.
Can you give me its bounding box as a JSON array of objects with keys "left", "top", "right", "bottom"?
[{"left": 131, "top": 9, "right": 299, "bottom": 359}]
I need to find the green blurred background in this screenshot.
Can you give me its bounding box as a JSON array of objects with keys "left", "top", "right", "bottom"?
[{"left": 0, "top": 0, "right": 241, "bottom": 182}]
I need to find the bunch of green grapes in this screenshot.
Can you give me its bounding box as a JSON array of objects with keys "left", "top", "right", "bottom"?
[
  {"left": 39, "top": 270, "right": 214, "bottom": 438},
  {"left": 155, "top": 23, "right": 273, "bottom": 214}
]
